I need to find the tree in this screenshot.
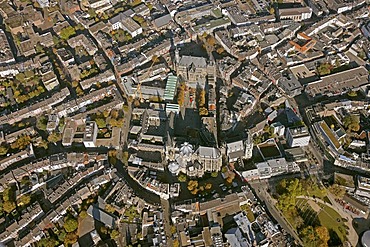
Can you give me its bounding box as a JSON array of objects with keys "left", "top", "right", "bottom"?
[
  {"left": 64, "top": 232, "right": 78, "bottom": 245},
  {"left": 11, "top": 135, "right": 31, "bottom": 150},
  {"left": 173, "top": 239, "right": 180, "bottom": 247},
  {"left": 38, "top": 140, "right": 49, "bottom": 149},
  {"left": 110, "top": 229, "right": 119, "bottom": 239},
  {"left": 110, "top": 109, "right": 119, "bottom": 119},
  {"left": 63, "top": 217, "right": 78, "bottom": 233},
  {"left": 2, "top": 186, "right": 15, "bottom": 202},
  {"left": 177, "top": 85, "right": 185, "bottom": 106},
  {"left": 226, "top": 177, "right": 233, "bottom": 184},
  {"left": 221, "top": 166, "right": 228, "bottom": 173},
  {"left": 58, "top": 230, "right": 67, "bottom": 242},
  {"left": 108, "top": 150, "right": 117, "bottom": 165},
  {"left": 276, "top": 178, "right": 302, "bottom": 212},
  {"left": 79, "top": 210, "right": 88, "bottom": 219},
  {"left": 47, "top": 132, "right": 62, "bottom": 143},
  {"left": 103, "top": 109, "right": 110, "bottom": 118},
  {"left": 269, "top": 7, "right": 275, "bottom": 14},
  {"left": 216, "top": 47, "right": 224, "bottom": 54},
  {"left": 37, "top": 238, "right": 58, "bottom": 247},
  {"left": 343, "top": 114, "right": 360, "bottom": 132},
  {"left": 211, "top": 171, "right": 218, "bottom": 178},
  {"left": 170, "top": 225, "right": 177, "bottom": 234},
  {"left": 3, "top": 201, "right": 16, "bottom": 213},
  {"left": 0, "top": 145, "right": 9, "bottom": 156},
  {"left": 15, "top": 73, "right": 26, "bottom": 82},
  {"left": 60, "top": 26, "right": 76, "bottom": 40},
  {"left": 347, "top": 90, "right": 357, "bottom": 97},
  {"left": 300, "top": 226, "right": 318, "bottom": 244},
  {"left": 95, "top": 118, "right": 106, "bottom": 128},
  {"left": 199, "top": 107, "right": 208, "bottom": 116},
  {"left": 329, "top": 184, "right": 345, "bottom": 198},
  {"left": 205, "top": 183, "right": 212, "bottom": 190},
  {"left": 191, "top": 188, "right": 199, "bottom": 195},
  {"left": 24, "top": 70, "right": 35, "bottom": 78},
  {"left": 198, "top": 89, "right": 206, "bottom": 107},
  {"left": 18, "top": 194, "right": 31, "bottom": 206},
  {"left": 315, "top": 226, "right": 330, "bottom": 247},
  {"left": 317, "top": 63, "right": 332, "bottom": 76},
  {"left": 187, "top": 180, "right": 198, "bottom": 191},
  {"left": 105, "top": 204, "right": 116, "bottom": 214},
  {"left": 72, "top": 81, "right": 79, "bottom": 88},
  {"left": 206, "top": 35, "right": 216, "bottom": 47},
  {"left": 36, "top": 116, "right": 48, "bottom": 130},
  {"left": 122, "top": 151, "right": 129, "bottom": 165},
  {"left": 100, "top": 226, "right": 108, "bottom": 234},
  {"left": 178, "top": 173, "right": 187, "bottom": 182}
]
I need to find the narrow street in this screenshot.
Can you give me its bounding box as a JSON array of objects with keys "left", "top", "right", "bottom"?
[{"left": 160, "top": 198, "right": 173, "bottom": 247}]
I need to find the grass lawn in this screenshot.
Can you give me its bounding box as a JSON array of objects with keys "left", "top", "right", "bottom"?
[
  {"left": 317, "top": 203, "right": 347, "bottom": 242},
  {"left": 294, "top": 199, "right": 347, "bottom": 243}
]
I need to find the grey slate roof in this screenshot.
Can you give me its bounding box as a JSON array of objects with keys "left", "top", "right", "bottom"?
[
  {"left": 87, "top": 205, "right": 116, "bottom": 228},
  {"left": 179, "top": 55, "right": 207, "bottom": 68}
]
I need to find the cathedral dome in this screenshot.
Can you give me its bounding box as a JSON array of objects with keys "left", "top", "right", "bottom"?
[
  {"left": 168, "top": 162, "right": 180, "bottom": 174},
  {"left": 180, "top": 142, "right": 193, "bottom": 157}
]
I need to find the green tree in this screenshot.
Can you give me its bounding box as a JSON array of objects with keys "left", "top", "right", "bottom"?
[
  {"left": 58, "top": 230, "right": 66, "bottom": 242},
  {"left": 63, "top": 217, "right": 78, "bottom": 233},
  {"left": 110, "top": 109, "right": 119, "bottom": 119},
  {"left": 329, "top": 184, "right": 345, "bottom": 198},
  {"left": 36, "top": 116, "right": 48, "bottom": 130},
  {"left": 317, "top": 63, "right": 332, "bottom": 76},
  {"left": 0, "top": 145, "right": 9, "bottom": 156},
  {"left": 3, "top": 201, "right": 16, "bottom": 213},
  {"left": 47, "top": 132, "right": 62, "bottom": 143},
  {"left": 38, "top": 140, "right": 49, "bottom": 149},
  {"left": 2, "top": 186, "right": 15, "bottom": 202},
  {"left": 37, "top": 238, "right": 58, "bottom": 247},
  {"left": 105, "top": 204, "right": 116, "bottom": 214},
  {"left": 100, "top": 226, "right": 108, "bottom": 234},
  {"left": 178, "top": 173, "right": 187, "bottom": 182},
  {"left": 18, "top": 194, "right": 31, "bottom": 206},
  {"left": 211, "top": 171, "right": 218, "bottom": 178},
  {"left": 79, "top": 210, "right": 88, "bottom": 219},
  {"left": 122, "top": 151, "right": 129, "bottom": 165},
  {"left": 108, "top": 150, "right": 117, "bottom": 165},
  {"left": 277, "top": 178, "right": 302, "bottom": 212},
  {"left": 60, "top": 26, "right": 76, "bottom": 40},
  {"left": 110, "top": 229, "right": 119, "bottom": 239},
  {"left": 343, "top": 114, "right": 360, "bottom": 132},
  {"left": 15, "top": 73, "right": 26, "bottom": 82},
  {"left": 347, "top": 90, "right": 357, "bottom": 97},
  {"left": 11, "top": 135, "right": 31, "bottom": 150},
  {"left": 95, "top": 118, "right": 106, "bottom": 128},
  {"left": 24, "top": 70, "right": 34, "bottom": 78},
  {"left": 301, "top": 226, "right": 317, "bottom": 243},
  {"left": 21, "top": 176, "right": 30, "bottom": 186}
]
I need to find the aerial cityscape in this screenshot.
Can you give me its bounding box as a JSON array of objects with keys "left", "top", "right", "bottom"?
[{"left": 0, "top": 0, "right": 369, "bottom": 246}]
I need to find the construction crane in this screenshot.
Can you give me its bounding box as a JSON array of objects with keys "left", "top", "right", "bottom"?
[{"left": 134, "top": 56, "right": 159, "bottom": 103}]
